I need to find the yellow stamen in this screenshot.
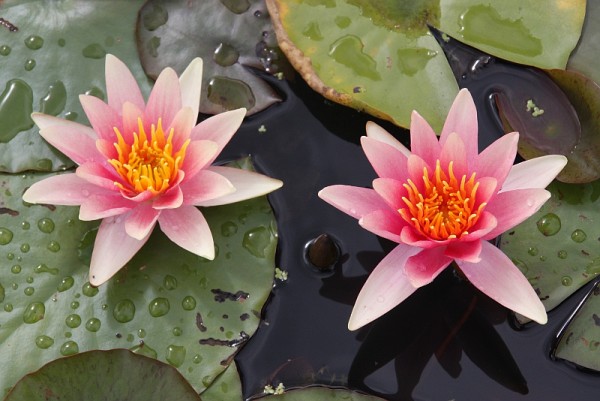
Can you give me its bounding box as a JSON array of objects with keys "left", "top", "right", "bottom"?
[
  {"left": 400, "top": 160, "right": 486, "bottom": 241},
  {"left": 108, "top": 118, "right": 190, "bottom": 196}
]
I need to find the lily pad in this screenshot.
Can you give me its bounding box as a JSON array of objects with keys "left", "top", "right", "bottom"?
[
  {"left": 497, "top": 68, "right": 600, "bottom": 184},
  {"left": 0, "top": 0, "right": 152, "bottom": 173},
  {"left": 567, "top": 0, "right": 600, "bottom": 87},
  {"left": 201, "top": 361, "right": 243, "bottom": 401},
  {"left": 4, "top": 349, "right": 201, "bottom": 401},
  {"left": 136, "top": 0, "right": 285, "bottom": 116},
  {"left": 0, "top": 159, "right": 278, "bottom": 394},
  {"left": 266, "top": 0, "right": 584, "bottom": 130},
  {"left": 552, "top": 280, "right": 600, "bottom": 372},
  {"left": 257, "top": 386, "right": 387, "bottom": 400},
  {"left": 499, "top": 179, "right": 600, "bottom": 323}
]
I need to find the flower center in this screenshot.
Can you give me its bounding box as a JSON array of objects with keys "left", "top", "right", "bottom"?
[
  {"left": 399, "top": 160, "right": 486, "bottom": 241},
  {"left": 109, "top": 118, "right": 190, "bottom": 196}
]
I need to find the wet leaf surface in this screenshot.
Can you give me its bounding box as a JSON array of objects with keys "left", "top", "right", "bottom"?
[
  {"left": 257, "top": 386, "right": 387, "bottom": 400},
  {"left": 4, "top": 349, "right": 201, "bottom": 401},
  {"left": 201, "top": 361, "right": 243, "bottom": 401},
  {"left": 0, "top": 159, "right": 277, "bottom": 395},
  {"left": 0, "top": 0, "right": 151, "bottom": 173},
  {"left": 136, "top": 0, "right": 286, "bottom": 116},
  {"left": 500, "top": 179, "right": 600, "bottom": 324},
  {"left": 567, "top": 0, "right": 600, "bottom": 86}
]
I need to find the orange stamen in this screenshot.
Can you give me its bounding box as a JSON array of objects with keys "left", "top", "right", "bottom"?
[
  {"left": 399, "top": 160, "right": 486, "bottom": 241},
  {"left": 108, "top": 118, "right": 190, "bottom": 196}
]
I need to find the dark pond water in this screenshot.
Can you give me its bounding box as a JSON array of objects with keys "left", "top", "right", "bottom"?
[{"left": 229, "top": 33, "right": 600, "bottom": 401}]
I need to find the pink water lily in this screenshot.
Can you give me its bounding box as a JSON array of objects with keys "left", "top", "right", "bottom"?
[
  {"left": 319, "top": 89, "right": 567, "bottom": 330},
  {"left": 23, "top": 55, "right": 282, "bottom": 286}
]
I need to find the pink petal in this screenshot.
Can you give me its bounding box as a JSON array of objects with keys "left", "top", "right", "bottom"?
[
  {"left": 502, "top": 155, "right": 568, "bottom": 192},
  {"left": 409, "top": 110, "right": 441, "bottom": 167},
  {"left": 319, "top": 185, "right": 388, "bottom": 220},
  {"left": 31, "top": 114, "right": 103, "bottom": 165},
  {"left": 76, "top": 162, "right": 120, "bottom": 190},
  {"left": 121, "top": 101, "right": 145, "bottom": 144},
  {"left": 462, "top": 211, "right": 497, "bottom": 241},
  {"left": 399, "top": 225, "right": 445, "bottom": 249},
  {"left": 153, "top": 186, "right": 184, "bottom": 209},
  {"left": 180, "top": 169, "right": 234, "bottom": 205},
  {"left": 89, "top": 215, "right": 151, "bottom": 286},
  {"left": 158, "top": 206, "right": 215, "bottom": 259},
  {"left": 474, "top": 176, "right": 498, "bottom": 206},
  {"left": 179, "top": 57, "right": 203, "bottom": 119},
  {"left": 439, "top": 89, "right": 478, "bottom": 159},
  {"left": 180, "top": 140, "right": 219, "bottom": 182},
  {"left": 475, "top": 132, "right": 518, "bottom": 185},
  {"left": 79, "top": 95, "right": 122, "bottom": 141},
  {"left": 439, "top": 132, "right": 467, "bottom": 177},
  {"left": 23, "top": 174, "right": 104, "bottom": 206},
  {"left": 348, "top": 244, "right": 421, "bottom": 330},
  {"left": 483, "top": 188, "right": 551, "bottom": 240},
  {"left": 124, "top": 203, "right": 160, "bottom": 240},
  {"left": 406, "top": 154, "right": 430, "bottom": 193},
  {"left": 190, "top": 108, "right": 246, "bottom": 161},
  {"left": 457, "top": 241, "right": 547, "bottom": 324},
  {"left": 445, "top": 239, "right": 482, "bottom": 263},
  {"left": 145, "top": 67, "right": 182, "bottom": 128},
  {"left": 105, "top": 54, "right": 145, "bottom": 113},
  {"left": 95, "top": 138, "right": 118, "bottom": 160},
  {"left": 79, "top": 193, "right": 135, "bottom": 221},
  {"left": 361, "top": 136, "right": 409, "bottom": 180},
  {"left": 197, "top": 166, "right": 283, "bottom": 207},
  {"left": 365, "top": 121, "right": 411, "bottom": 157},
  {"left": 167, "top": 107, "right": 196, "bottom": 151},
  {"left": 359, "top": 209, "right": 405, "bottom": 243},
  {"left": 405, "top": 247, "right": 453, "bottom": 287},
  {"left": 372, "top": 178, "right": 406, "bottom": 210}
]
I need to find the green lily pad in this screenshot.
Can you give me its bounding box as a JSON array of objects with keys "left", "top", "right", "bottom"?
[
  {"left": 0, "top": 0, "right": 152, "bottom": 173},
  {"left": 497, "top": 68, "right": 600, "bottom": 184},
  {"left": 553, "top": 281, "right": 600, "bottom": 371},
  {"left": 136, "top": 0, "right": 285, "bottom": 116},
  {"left": 0, "top": 159, "right": 278, "bottom": 395},
  {"left": 266, "top": 0, "right": 584, "bottom": 130},
  {"left": 4, "top": 349, "right": 201, "bottom": 401},
  {"left": 257, "top": 386, "right": 387, "bottom": 400},
  {"left": 201, "top": 361, "right": 243, "bottom": 401},
  {"left": 499, "top": 179, "right": 600, "bottom": 324},
  {"left": 567, "top": 0, "right": 600, "bottom": 87}
]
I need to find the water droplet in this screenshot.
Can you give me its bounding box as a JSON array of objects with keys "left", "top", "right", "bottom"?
[
  {"left": 242, "top": 226, "right": 272, "bottom": 258},
  {"left": 70, "top": 301, "right": 80, "bottom": 309},
  {"left": 60, "top": 340, "right": 79, "bottom": 356},
  {"left": 39, "top": 80, "right": 67, "bottom": 116},
  {"left": 4, "top": 303, "right": 13, "bottom": 312},
  {"left": 334, "top": 16, "right": 351, "bottom": 28},
  {"left": 512, "top": 258, "right": 529, "bottom": 274},
  {"left": 21, "top": 221, "right": 30, "bottom": 230},
  {"left": 0, "top": 283, "right": 4, "bottom": 302},
  {"left": 396, "top": 47, "right": 437, "bottom": 76},
  {"left": 126, "top": 333, "right": 134, "bottom": 342},
  {"left": 214, "top": 43, "right": 239, "bottom": 67},
  {"left": 24, "top": 59, "right": 36, "bottom": 71},
  {"left": 536, "top": 213, "right": 561, "bottom": 236},
  {"left": 37, "top": 218, "right": 55, "bottom": 233},
  {"left": 219, "top": 0, "right": 250, "bottom": 13},
  {"left": 0, "top": 45, "right": 11, "bottom": 56},
  {"left": 35, "top": 335, "right": 54, "bottom": 349},
  {"left": 65, "top": 314, "right": 81, "bottom": 328},
  {"left": 138, "top": 329, "right": 146, "bottom": 338},
  {"left": 163, "top": 275, "right": 177, "bottom": 290},
  {"left": 57, "top": 38, "right": 66, "bottom": 47},
  {"left": 11, "top": 265, "right": 21, "bottom": 274},
  {"left": 65, "top": 332, "right": 72, "bottom": 338},
  {"left": 82, "top": 43, "right": 106, "bottom": 59},
  {"left": 0, "top": 227, "right": 14, "bottom": 244},
  {"left": 130, "top": 342, "right": 157, "bottom": 358},
  {"left": 24, "top": 286, "right": 34, "bottom": 296},
  {"left": 11, "top": 282, "right": 18, "bottom": 290},
  {"left": 20, "top": 243, "right": 30, "bottom": 253},
  {"left": 24, "top": 35, "right": 44, "bottom": 50},
  {"left": 0, "top": 80, "right": 34, "bottom": 143},
  {"left": 47, "top": 240, "right": 61, "bottom": 252},
  {"left": 182, "top": 296, "right": 196, "bottom": 311},
  {"left": 84, "top": 86, "right": 105, "bottom": 100},
  {"left": 558, "top": 250, "right": 568, "bottom": 259},
  {"left": 207, "top": 76, "right": 256, "bottom": 110},
  {"left": 148, "top": 297, "right": 170, "bottom": 317},
  {"left": 142, "top": 4, "right": 168, "bottom": 30},
  {"left": 561, "top": 276, "right": 573, "bottom": 286},
  {"left": 329, "top": 35, "right": 380, "bottom": 81},
  {"left": 23, "top": 302, "right": 45, "bottom": 324},
  {"left": 6, "top": 252, "right": 14, "bottom": 260},
  {"left": 193, "top": 354, "right": 203, "bottom": 364},
  {"left": 172, "top": 327, "right": 182, "bottom": 336},
  {"left": 571, "top": 229, "right": 587, "bottom": 243},
  {"left": 64, "top": 111, "right": 78, "bottom": 121},
  {"left": 25, "top": 276, "right": 33, "bottom": 284},
  {"left": 82, "top": 282, "right": 99, "bottom": 297},
  {"left": 166, "top": 344, "right": 186, "bottom": 367},
  {"left": 527, "top": 246, "right": 538, "bottom": 256},
  {"left": 376, "top": 296, "right": 385, "bottom": 303},
  {"left": 34, "top": 264, "right": 58, "bottom": 275},
  {"left": 113, "top": 299, "right": 136, "bottom": 323},
  {"left": 221, "top": 221, "right": 239, "bottom": 237},
  {"left": 82, "top": 317, "right": 100, "bottom": 332}
]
